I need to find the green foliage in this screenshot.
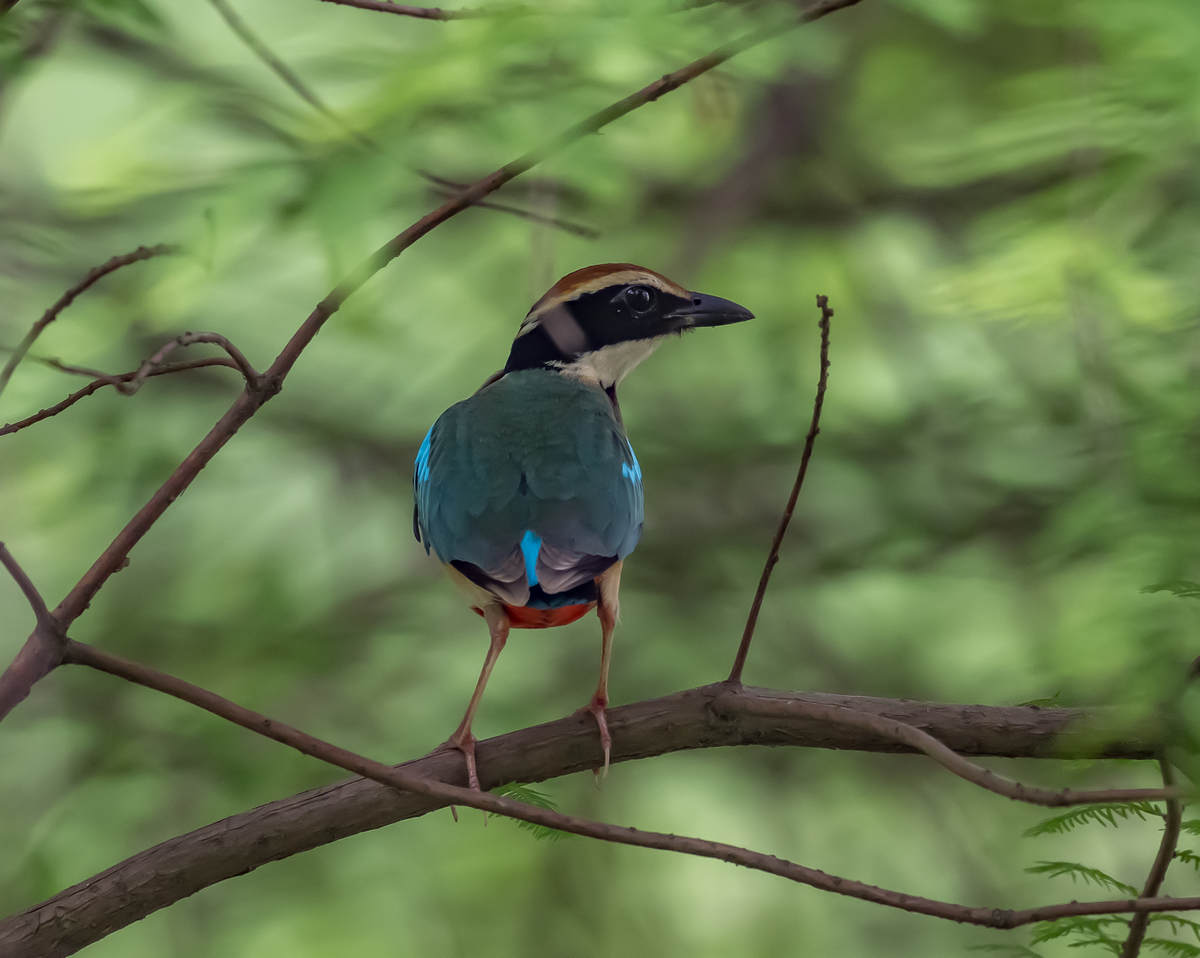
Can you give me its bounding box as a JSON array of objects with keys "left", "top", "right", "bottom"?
[
  {"left": 490, "top": 783, "right": 571, "bottom": 842},
  {"left": 1174, "top": 849, "right": 1200, "bottom": 872},
  {"left": 1024, "top": 802, "right": 1163, "bottom": 837},
  {"left": 1146, "top": 939, "right": 1200, "bottom": 958},
  {"left": 1030, "top": 917, "right": 1129, "bottom": 945},
  {"left": 1024, "top": 861, "right": 1139, "bottom": 897},
  {"left": 1142, "top": 582, "right": 1200, "bottom": 600}
]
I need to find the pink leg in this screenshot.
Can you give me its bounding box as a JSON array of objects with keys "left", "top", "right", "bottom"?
[
  {"left": 444, "top": 606, "right": 509, "bottom": 791},
  {"left": 583, "top": 562, "right": 621, "bottom": 778}
]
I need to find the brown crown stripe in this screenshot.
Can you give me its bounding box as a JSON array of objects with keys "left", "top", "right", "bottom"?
[{"left": 522, "top": 263, "right": 688, "bottom": 327}]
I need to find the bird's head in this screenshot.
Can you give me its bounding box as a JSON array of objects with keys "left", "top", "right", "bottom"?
[{"left": 502, "top": 263, "right": 753, "bottom": 388}]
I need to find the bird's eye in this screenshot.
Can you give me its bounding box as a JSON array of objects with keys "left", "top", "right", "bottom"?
[{"left": 625, "top": 285, "right": 656, "bottom": 314}]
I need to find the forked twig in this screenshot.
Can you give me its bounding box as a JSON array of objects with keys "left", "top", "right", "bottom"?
[
  {"left": 117, "top": 332, "right": 259, "bottom": 395},
  {"left": 0, "top": 244, "right": 177, "bottom": 399},
  {"left": 0, "top": 542, "right": 55, "bottom": 633},
  {"left": 729, "top": 293, "right": 832, "bottom": 684},
  {"left": 1120, "top": 760, "right": 1183, "bottom": 957},
  {"left": 0, "top": 358, "right": 240, "bottom": 438}
]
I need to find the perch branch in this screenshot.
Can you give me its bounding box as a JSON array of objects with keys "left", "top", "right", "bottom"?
[
  {"left": 0, "top": 0, "right": 864, "bottom": 721},
  {"left": 0, "top": 359, "right": 240, "bottom": 438},
  {"left": 729, "top": 292, "right": 833, "bottom": 683},
  {"left": 1120, "top": 760, "right": 1183, "bottom": 957},
  {"left": 0, "top": 672, "right": 1186, "bottom": 957},
  {"left": 0, "top": 344, "right": 116, "bottom": 382},
  {"left": 0, "top": 244, "right": 177, "bottom": 399}
]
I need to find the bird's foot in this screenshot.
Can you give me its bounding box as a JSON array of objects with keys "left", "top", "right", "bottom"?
[
  {"left": 439, "top": 730, "right": 481, "bottom": 792},
  {"left": 581, "top": 696, "right": 612, "bottom": 780}
]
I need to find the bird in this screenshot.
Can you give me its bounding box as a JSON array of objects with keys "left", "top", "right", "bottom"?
[{"left": 413, "top": 263, "right": 753, "bottom": 790}]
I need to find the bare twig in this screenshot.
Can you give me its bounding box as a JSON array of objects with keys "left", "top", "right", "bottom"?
[
  {"left": 0, "top": 0, "right": 864, "bottom": 721},
  {"left": 116, "top": 331, "right": 259, "bottom": 395},
  {"left": 729, "top": 293, "right": 833, "bottom": 683},
  {"left": 0, "top": 244, "right": 177, "bottom": 399},
  {"left": 315, "top": 0, "right": 508, "bottom": 19},
  {"left": 734, "top": 694, "right": 1187, "bottom": 807},
  {"left": 0, "top": 542, "right": 54, "bottom": 632},
  {"left": 0, "top": 344, "right": 120, "bottom": 383},
  {"left": 0, "top": 542, "right": 63, "bottom": 719},
  {"left": 0, "top": 667, "right": 1190, "bottom": 956},
  {"left": 1120, "top": 760, "right": 1183, "bottom": 957},
  {"left": 0, "top": 358, "right": 239, "bottom": 438}
]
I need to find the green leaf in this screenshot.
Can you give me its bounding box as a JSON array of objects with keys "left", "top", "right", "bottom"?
[
  {"left": 1179, "top": 820, "right": 1200, "bottom": 837},
  {"left": 1024, "top": 802, "right": 1164, "bottom": 837},
  {"left": 1175, "top": 849, "right": 1200, "bottom": 871},
  {"left": 1031, "top": 917, "right": 1129, "bottom": 945},
  {"left": 1025, "top": 861, "right": 1139, "bottom": 896},
  {"left": 1151, "top": 916, "right": 1200, "bottom": 942},
  {"left": 1142, "top": 581, "right": 1200, "bottom": 600},
  {"left": 489, "top": 783, "right": 571, "bottom": 842},
  {"left": 1145, "top": 939, "right": 1200, "bottom": 958}
]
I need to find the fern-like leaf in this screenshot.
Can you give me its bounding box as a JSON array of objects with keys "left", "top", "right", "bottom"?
[
  {"left": 1179, "top": 821, "right": 1200, "bottom": 837},
  {"left": 1175, "top": 849, "right": 1200, "bottom": 871},
  {"left": 1031, "top": 917, "right": 1129, "bottom": 945},
  {"left": 1025, "top": 861, "right": 1139, "bottom": 896},
  {"left": 1065, "top": 935, "right": 1123, "bottom": 955},
  {"left": 1024, "top": 802, "right": 1163, "bottom": 837},
  {"left": 489, "top": 783, "right": 571, "bottom": 841},
  {"left": 967, "top": 945, "right": 1044, "bottom": 957},
  {"left": 1142, "top": 580, "right": 1200, "bottom": 600},
  {"left": 1151, "top": 916, "right": 1200, "bottom": 942},
  {"left": 1145, "top": 938, "right": 1200, "bottom": 958}
]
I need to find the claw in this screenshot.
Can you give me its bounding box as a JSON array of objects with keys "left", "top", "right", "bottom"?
[
  {"left": 441, "top": 732, "right": 481, "bottom": 792},
  {"left": 583, "top": 698, "right": 612, "bottom": 780}
]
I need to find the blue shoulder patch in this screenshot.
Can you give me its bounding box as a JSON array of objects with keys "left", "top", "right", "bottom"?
[
  {"left": 621, "top": 439, "right": 642, "bottom": 484},
  {"left": 415, "top": 426, "right": 433, "bottom": 483}
]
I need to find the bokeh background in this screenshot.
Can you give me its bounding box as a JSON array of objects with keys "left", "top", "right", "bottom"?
[{"left": 3, "top": 0, "right": 1200, "bottom": 954}]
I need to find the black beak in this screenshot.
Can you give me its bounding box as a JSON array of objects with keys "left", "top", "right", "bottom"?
[{"left": 665, "top": 291, "right": 755, "bottom": 332}]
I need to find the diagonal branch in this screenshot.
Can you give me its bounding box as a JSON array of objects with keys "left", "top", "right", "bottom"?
[
  {"left": 0, "top": 358, "right": 240, "bottom": 438},
  {"left": 1120, "top": 760, "right": 1183, "bottom": 957},
  {"left": 0, "top": 668, "right": 1186, "bottom": 957},
  {"left": 729, "top": 292, "right": 833, "bottom": 683},
  {"left": 0, "top": 0, "right": 865, "bottom": 722},
  {"left": 0, "top": 244, "right": 178, "bottom": 399},
  {"left": 315, "top": 0, "right": 509, "bottom": 19}
]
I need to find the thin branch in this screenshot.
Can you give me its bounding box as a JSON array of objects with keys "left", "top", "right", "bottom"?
[
  {"left": 0, "top": 542, "right": 54, "bottom": 632},
  {"left": 735, "top": 694, "right": 1187, "bottom": 808},
  {"left": 0, "top": 358, "right": 239, "bottom": 438},
  {"left": 0, "top": 666, "right": 1187, "bottom": 956},
  {"left": 315, "top": 0, "right": 507, "bottom": 19},
  {"left": 0, "top": 344, "right": 120, "bottom": 382},
  {"left": 1120, "top": 760, "right": 1183, "bottom": 958},
  {"left": 0, "top": 542, "right": 63, "bottom": 719},
  {"left": 116, "top": 331, "right": 259, "bottom": 395},
  {"left": 0, "top": 244, "right": 178, "bottom": 399},
  {"left": 729, "top": 292, "right": 833, "bottom": 683},
  {"left": 0, "top": 0, "right": 865, "bottom": 722}
]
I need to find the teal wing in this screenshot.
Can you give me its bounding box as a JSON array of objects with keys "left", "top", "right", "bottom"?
[{"left": 413, "top": 371, "right": 643, "bottom": 606}]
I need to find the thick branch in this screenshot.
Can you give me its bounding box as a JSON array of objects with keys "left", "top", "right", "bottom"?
[
  {"left": 0, "top": 244, "right": 177, "bottom": 399},
  {"left": 0, "top": 0, "right": 864, "bottom": 721},
  {"left": 0, "top": 679, "right": 1170, "bottom": 956}
]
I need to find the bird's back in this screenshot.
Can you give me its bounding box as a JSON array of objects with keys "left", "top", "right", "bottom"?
[{"left": 414, "top": 370, "right": 644, "bottom": 609}]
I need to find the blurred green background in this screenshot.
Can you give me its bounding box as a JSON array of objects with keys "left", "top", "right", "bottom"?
[{"left": 3, "top": 0, "right": 1200, "bottom": 954}]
